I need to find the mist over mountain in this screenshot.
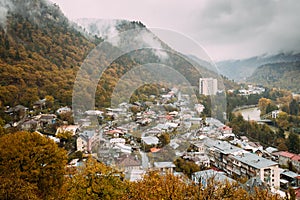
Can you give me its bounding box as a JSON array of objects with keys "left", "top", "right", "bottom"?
[
  {"left": 0, "top": 0, "right": 69, "bottom": 29},
  {"left": 75, "top": 18, "right": 146, "bottom": 39},
  {"left": 74, "top": 19, "right": 241, "bottom": 106},
  {"left": 0, "top": 0, "right": 231, "bottom": 110},
  {"left": 217, "top": 52, "right": 300, "bottom": 82}
]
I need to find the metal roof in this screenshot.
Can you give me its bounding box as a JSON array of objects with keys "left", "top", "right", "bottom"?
[
  {"left": 154, "top": 162, "right": 176, "bottom": 168},
  {"left": 233, "top": 153, "right": 278, "bottom": 169},
  {"left": 281, "top": 170, "right": 299, "bottom": 178}
]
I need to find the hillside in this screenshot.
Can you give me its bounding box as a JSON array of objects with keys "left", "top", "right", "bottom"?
[
  {"left": 217, "top": 52, "right": 300, "bottom": 82},
  {"left": 0, "top": 0, "right": 234, "bottom": 115},
  {"left": 187, "top": 54, "right": 239, "bottom": 90},
  {"left": 75, "top": 19, "right": 237, "bottom": 91},
  {"left": 0, "top": 1, "right": 151, "bottom": 109},
  {"left": 247, "top": 61, "right": 300, "bottom": 93},
  {"left": 0, "top": 0, "right": 98, "bottom": 107}
]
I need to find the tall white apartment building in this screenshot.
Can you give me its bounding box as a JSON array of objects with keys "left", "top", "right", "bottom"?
[{"left": 199, "top": 78, "right": 218, "bottom": 95}]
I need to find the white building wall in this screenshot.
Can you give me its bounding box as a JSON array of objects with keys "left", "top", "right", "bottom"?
[
  {"left": 76, "top": 137, "right": 87, "bottom": 152},
  {"left": 259, "top": 166, "right": 280, "bottom": 189},
  {"left": 199, "top": 78, "right": 218, "bottom": 95}
]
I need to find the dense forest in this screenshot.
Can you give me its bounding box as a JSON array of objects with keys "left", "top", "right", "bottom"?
[{"left": 0, "top": 1, "right": 97, "bottom": 107}]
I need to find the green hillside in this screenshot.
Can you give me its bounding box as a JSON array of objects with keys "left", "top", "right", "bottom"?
[{"left": 247, "top": 62, "right": 300, "bottom": 93}]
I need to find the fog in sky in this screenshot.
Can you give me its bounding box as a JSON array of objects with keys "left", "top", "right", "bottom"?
[{"left": 50, "top": 0, "right": 300, "bottom": 61}]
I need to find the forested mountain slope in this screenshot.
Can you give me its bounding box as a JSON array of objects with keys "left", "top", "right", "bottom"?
[
  {"left": 0, "top": 0, "right": 97, "bottom": 107},
  {"left": 217, "top": 52, "right": 300, "bottom": 82},
  {"left": 0, "top": 0, "right": 235, "bottom": 111},
  {"left": 247, "top": 62, "right": 300, "bottom": 93}
]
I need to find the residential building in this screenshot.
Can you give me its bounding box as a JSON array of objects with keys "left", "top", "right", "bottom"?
[
  {"left": 141, "top": 136, "right": 159, "bottom": 145},
  {"left": 33, "top": 99, "right": 46, "bottom": 110},
  {"left": 35, "top": 114, "right": 56, "bottom": 129},
  {"left": 183, "top": 152, "right": 210, "bottom": 168},
  {"left": 76, "top": 130, "right": 96, "bottom": 152},
  {"left": 125, "top": 169, "right": 146, "bottom": 182},
  {"left": 203, "top": 138, "right": 280, "bottom": 188},
  {"left": 280, "top": 170, "right": 300, "bottom": 188},
  {"left": 276, "top": 151, "right": 300, "bottom": 173},
  {"left": 115, "top": 155, "right": 141, "bottom": 172},
  {"left": 243, "top": 176, "right": 268, "bottom": 194},
  {"left": 21, "top": 119, "right": 38, "bottom": 131},
  {"left": 192, "top": 169, "right": 235, "bottom": 186},
  {"left": 56, "top": 106, "right": 71, "bottom": 114},
  {"left": 154, "top": 162, "right": 176, "bottom": 173},
  {"left": 56, "top": 125, "right": 79, "bottom": 136},
  {"left": 231, "top": 153, "right": 280, "bottom": 188},
  {"left": 199, "top": 78, "right": 218, "bottom": 95}
]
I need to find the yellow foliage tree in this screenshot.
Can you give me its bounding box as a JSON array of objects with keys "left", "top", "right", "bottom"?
[
  {"left": 258, "top": 97, "right": 272, "bottom": 115},
  {"left": 0, "top": 131, "right": 67, "bottom": 199},
  {"left": 64, "top": 157, "right": 126, "bottom": 200}
]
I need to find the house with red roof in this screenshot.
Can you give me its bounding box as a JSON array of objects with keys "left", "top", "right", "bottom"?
[
  {"left": 292, "top": 155, "right": 300, "bottom": 173},
  {"left": 219, "top": 126, "right": 233, "bottom": 135},
  {"left": 276, "top": 151, "right": 300, "bottom": 173}
]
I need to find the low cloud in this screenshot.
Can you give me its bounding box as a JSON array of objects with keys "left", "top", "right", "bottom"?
[{"left": 38, "top": 0, "right": 300, "bottom": 60}]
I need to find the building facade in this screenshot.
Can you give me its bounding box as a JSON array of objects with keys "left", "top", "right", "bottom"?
[
  {"left": 203, "top": 138, "right": 280, "bottom": 189},
  {"left": 199, "top": 78, "right": 218, "bottom": 95}
]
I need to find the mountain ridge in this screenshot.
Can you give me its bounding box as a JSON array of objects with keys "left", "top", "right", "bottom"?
[
  {"left": 217, "top": 52, "right": 300, "bottom": 82},
  {"left": 247, "top": 61, "right": 300, "bottom": 93}
]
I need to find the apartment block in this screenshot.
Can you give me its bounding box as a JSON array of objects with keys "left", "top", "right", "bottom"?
[
  {"left": 199, "top": 78, "right": 218, "bottom": 95},
  {"left": 203, "top": 138, "right": 280, "bottom": 188}
]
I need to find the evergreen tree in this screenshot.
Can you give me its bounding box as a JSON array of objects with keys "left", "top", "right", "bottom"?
[{"left": 289, "top": 99, "right": 299, "bottom": 116}]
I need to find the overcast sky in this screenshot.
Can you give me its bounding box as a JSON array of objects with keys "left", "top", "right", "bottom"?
[{"left": 49, "top": 0, "right": 300, "bottom": 61}]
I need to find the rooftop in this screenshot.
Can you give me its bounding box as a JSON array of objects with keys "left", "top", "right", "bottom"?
[
  {"left": 154, "top": 162, "right": 176, "bottom": 168},
  {"left": 277, "top": 151, "right": 297, "bottom": 158},
  {"left": 265, "top": 147, "right": 278, "bottom": 154},
  {"left": 116, "top": 155, "right": 141, "bottom": 167},
  {"left": 192, "top": 169, "right": 235, "bottom": 185},
  {"left": 281, "top": 170, "right": 299, "bottom": 179},
  {"left": 125, "top": 169, "right": 146, "bottom": 182},
  {"left": 206, "top": 139, "right": 244, "bottom": 155},
  {"left": 141, "top": 136, "right": 159, "bottom": 145},
  {"left": 233, "top": 153, "right": 278, "bottom": 169}
]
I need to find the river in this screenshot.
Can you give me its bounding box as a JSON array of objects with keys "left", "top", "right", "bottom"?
[{"left": 237, "top": 107, "right": 261, "bottom": 121}]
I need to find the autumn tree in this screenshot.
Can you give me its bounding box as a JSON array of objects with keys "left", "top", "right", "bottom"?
[
  {"left": 0, "top": 131, "right": 67, "bottom": 199},
  {"left": 258, "top": 98, "right": 274, "bottom": 116},
  {"left": 286, "top": 132, "right": 300, "bottom": 154},
  {"left": 0, "top": 176, "right": 40, "bottom": 200},
  {"left": 125, "top": 171, "right": 281, "bottom": 200},
  {"left": 125, "top": 171, "right": 191, "bottom": 200},
  {"left": 0, "top": 118, "right": 5, "bottom": 136},
  {"left": 158, "top": 132, "right": 170, "bottom": 147},
  {"left": 56, "top": 130, "right": 75, "bottom": 150},
  {"left": 58, "top": 111, "right": 74, "bottom": 124},
  {"left": 174, "top": 158, "right": 201, "bottom": 178},
  {"left": 65, "top": 157, "right": 126, "bottom": 200},
  {"left": 276, "top": 112, "right": 290, "bottom": 131},
  {"left": 45, "top": 95, "right": 54, "bottom": 108}
]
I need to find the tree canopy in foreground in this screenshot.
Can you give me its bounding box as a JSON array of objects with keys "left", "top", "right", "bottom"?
[{"left": 0, "top": 131, "right": 283, "bottom": 200}]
